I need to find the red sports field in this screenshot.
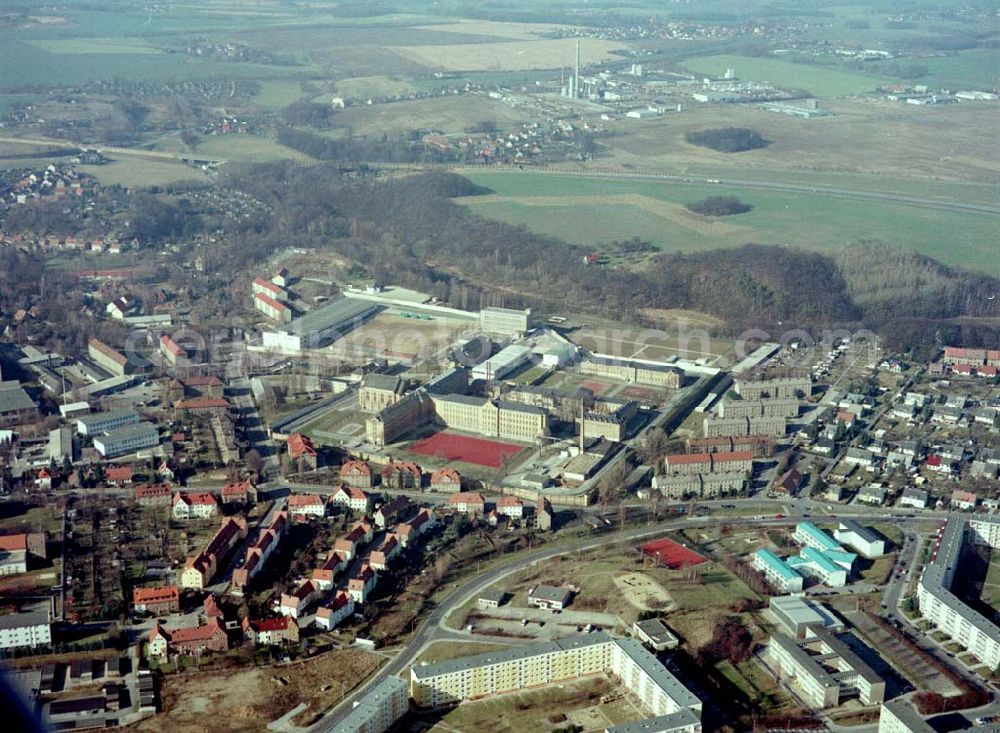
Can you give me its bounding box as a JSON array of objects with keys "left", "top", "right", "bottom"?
[
  {"left": 579, "top": 379, "right": 613, "bottom": 396},
  {"left": 410, "top": 432, "right": 523, "bottom": 468},
  {"left": 640, "top": 538, "right": 706, "bottom": 568}
]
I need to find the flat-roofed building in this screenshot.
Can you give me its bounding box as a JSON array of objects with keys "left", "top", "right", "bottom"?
[
  {"left": 77, "top": 409, "right": 139, "bottom": 436},
  {"left": 765, "top": 596, "right": 844, "bottom": 640},
  {"left": 329, "top": 676, "right": 408, "bottom": 733},
  {"left": 410, "top": 631, "right": 702, "bottom": 727},
  {"left": 528, "top": 584, "right": 573, "bottom": 610},
  {"left": 834, "top": 520, "right": 886, "bottom": 558},
  {"left": 703, "top": 415, "right": 786, "bottom": 438},
  {"left": 471, "top": 344, "right": 532, "bottom": 382},
  {"left": 93, "top": 421, "right": 159, "bottom": 457},
  {"left": 632, "top": 618, "right": 679, "bottom": 651},
  {"left": 767, "top": 627, "right": 885, "bottom": 709},
  {"left": 786, "top": 547, "right": 850, "bottom": 587},
  {"left": 735, "top": 376, "right": 811, "bottom": 400},
  {"left": 480, "top": 307, "right": 531, "bottom": 337},
  {"left": 878, "top": 698, "right": 935, "bottom": 733},
  {"left": 918, "top": 515, "right": 1000, "bottom": 670},
  {"left": 719, "top": 398, "right": 799, "bottom": 419},
  {"left": 0, "top": 601, "right": 51, "bottom": 651}
]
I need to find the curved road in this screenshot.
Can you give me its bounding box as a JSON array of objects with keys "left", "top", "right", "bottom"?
[{"left": 305, "top": 506, "right": 887, "bottom": 733}]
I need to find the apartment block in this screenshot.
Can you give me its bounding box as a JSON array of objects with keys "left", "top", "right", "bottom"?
[
  {"left": 410, "top": 631, "right": 702, "bottom": 733},
  {"left": 734, "top": 376, "right": 811, "bottom": 400},
  {"left": 918, "top": 515, "right": 1000, "bottom": 670},
  {"left": 330, "top": 676, "right": 409, "bottom": 733},
  {"left": 718, "top": 398, "right": 799, "bottom": 420}
]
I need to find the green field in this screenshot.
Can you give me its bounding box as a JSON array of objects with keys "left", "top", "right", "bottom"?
[
  {"left": 921, "top": 50, "right": 1000, "bottom": 91},
  {"left": 459, "top": 172, "right": 1000, "bottom": 275},
  {"left": 682, "top": 54, "right": 892, "bottom": 97}
]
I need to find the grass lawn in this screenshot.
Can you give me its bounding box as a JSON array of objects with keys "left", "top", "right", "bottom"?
[
  {"left": 681, "top": 54, "right": 892, "bottom": 97},
  {"left": 982, "top": 551, "right": 1000, "bottom": 609},
  {"left": 921, "top": 49, "right": 1000, "bottom": 90},
  {"left": 459, "top": 172, "right": 1000, "bottom": 276}
]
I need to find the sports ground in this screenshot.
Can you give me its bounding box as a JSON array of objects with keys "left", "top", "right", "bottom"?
[
  {"left": 640, "top": 538, "right": 707, "bottom": 569},
  {"left": 410, "top": 431, "right": 524, "bottom": 468}
]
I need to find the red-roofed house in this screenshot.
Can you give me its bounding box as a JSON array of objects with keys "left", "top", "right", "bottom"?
[
  {"left": 979, "top": 365, "right": 998, "bottom": 378},
  {"left": 951, "top": 490, "right": 978, "bottom": 511},
  {"left": 164, "top": 619, "right": 229, "bottom": 656},
  {"left": 373, "top": 496, "right": 410, "bottom": 530},
  {"left": 105, "top": 466, "right": 133, "bottom": 486},
  {"left": 279, "top": 580, "right": 319, "bottom": 618},
  {"left": 311, "top": 552, "right": 347, "bottom": 591},
  {"left": 252, "top": 277, "right": 285, "bottom": 299},
  {"left": 172, "top": 492, "right": 219, "bottom": 521},
  {"left": 330, "top": 485, "right": 371, "bottom": 514},
  {"left": 663, "top": 453, "right": 712, "bottom": 475},
  {"left": 204, "top": 594, "right": 223, "bottom": 618},
  {"left": 232, "top": 513, "right": 287, "bottom": 593},
  {"left": 348, "top": 565, "right": 377, "bottom": 604},
  {"left": 221, "top": 478, "right": 257, "bottom": 505},
  {"left": 448, "top": 492, "right": 485, "bottom": 515},
  {"left": 430, "top": 467, "right": 462, "bottom": 493},
  {"left": 497, "top": 496, "right": 524, "bottom": 519},
  {"left": 953, "top": 363, "right": 974, "bottom": 376},
  {"left": 242, "top": 616, "right": 299, "bottom": 646},
  {"left": 288, "top": 494, "right": 326, "bottom": 521},
  {"left": 174, "top": 397, "right": 231, "bottom": 414},
  {"left": 395, "top": 508, "right": 435, "bottom": 548},
  {"left": 341, "top": 460, "right": 373, "bottom": 489},
  {"left": 772, "top": 468, "right": 804, "bottom": 495},
  {"left": 132, "top": 585, "right": 180, "bottom": 614},
  {"left": 381, "top": 460, "right": 422, "bottom": 490},
  {"left": 287, "top": 433, "right": 318, "bottom": 470},
  {"left": 369, "top": 535, "right": 399, "bottom": 571},
  {"left": 254, "top": 292, "right": 292, "bottom": 323},
  {"left": 134, "top": 483, "right": 172, "bottom": 507},
  {"left": 315, "top": 591, "right": 355, "bottom": 631},
  {"left": 180, "top": 517, "right": 248, "bottom": 590},
  {"left": 0, "top": 532, "right": 46, "bottom": 559},
  {"left": 159, "top": 334, "right": 188, "bottom": 367}
]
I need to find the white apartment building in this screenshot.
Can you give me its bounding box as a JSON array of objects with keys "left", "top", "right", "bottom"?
[
  {"left": 877, "top": 699, "right": 934, "bottom": 733},
  {"left": 918, "top": 515, "right": 1000, "bottom": 670},
  {"left": 0, "top": 602, "right": 52, "bottom": 650},
  {"left": 329, "top": 676, "right": 409, "bottom": 733},
  {"left": 410, "top": 631, "right": 702, "bottom": 733}
]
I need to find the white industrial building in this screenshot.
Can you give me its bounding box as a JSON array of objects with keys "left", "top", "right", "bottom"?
[
  {"left": 471, "top": 344, "right": 532, "bottom": 382},
  {"left": 834, "top": 520, "right": 886, "bottom": 558},
  {"left": 92, "top": 422, "right": 160, "bottom": 457}
]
